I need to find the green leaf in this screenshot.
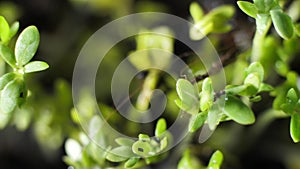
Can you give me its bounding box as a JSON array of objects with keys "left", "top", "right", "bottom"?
[
  {"left": 208, "top": 150, "right": 223, "bottom": 169},
  {"left": 125, "top": 157, "right": 139, "bottom": 168},
  {"left": 290, "top": 113, "right": 300, "bottom": 143},
  {"left": 208, "top": 5, "right": 235, "bottom": 33},
  {"left": 0, "top": 72, "right": 16, "bottom": 90},
  {"left": 106, "top": 146, "right": 133, "bottom": 162},
  {"left": 178, "top": 149, "right": 203, "bottom": 169},
  {"left": 270, "top": 9, "right": 294, "bottom": 39},
  {"left": 138, "top": 134, "right": 150, "bottom": 141},
  {"left": 254, "top": 0, "right": 278, "bottom": 12},
  {"left": 247, "top": 62, "right": 264, "bottom": 81},
  {"left": 225, "top": 85, "right": 247, "bottom": 95},
  {"left": 253, "top": 0, "right": 265, "bottom": 12},
  {"left": 65, "top": 139, "right": 82, "bottom": 161},
  {"left": 190, "top": 2, "right": 204, "bottom": 22},
  {"left": 250, "top": 95, "right": 262, "bottom": 102},
  {"left": 258, "top": 83, "right": 273, "bottom": 92},
  {"left": 155, "top": 118, "right": 167, "bottom": 137},
  {"left": 295, "top": 23, "right": 300, "bottom": 37},
  {"left": 160, "top": 137, "right": 168, "bottom": 150},
  {"left": 0, "top": 16, "right": 10, "bottom": 43},
  {"left": 207, "top": 100, "right": 223, "bottom": 130},
  {"left": 9, "top": 21, "right": 19, "bottom": 39},
  {"left": 244, "top": 73, "right": 261, "bottom": 89},
  {"left": 287, "top": 88, "right": 298, "bottom": 103},
  {"left": 224, "top": 95, "right": 255, "bottom": 125},
  {"left": 24, "top": 61, "right": 49, "bottom": 73},
  {"left": 189, "top": 111, "right": 208, "bottom": 132},
  {"left": 0, "top": 78, "right": 26, "bottom": 113},
  {"left": 175, "top": 79, "right": 199, "bottom": 114},
  {"left": 190, "top": 22, "right": 214, "bottom": 40},
  {"left": 237, "top": 1, "right": 258, "bottom": 18},
  {"left": 115, "top": 137, "right": 135, "bottom": 147},
  {"left": 0, "top": 112, "right": 11, "bottom": 129},
  {"left": 0, "top": 44, "right": 16, "bottom": 68},
  {"left": 132, "top": 140, "right": 152, "bottom": 157},
  {"left": 15, "top": 26, "right": 40, "bottom": 66},
  {"left": 200, "top": 78, "right": 214, "bottom": 111}
]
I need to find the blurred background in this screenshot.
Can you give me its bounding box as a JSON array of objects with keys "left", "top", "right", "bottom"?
[{"left": 0, "top": 0, "right": 300, "bottom": 169}]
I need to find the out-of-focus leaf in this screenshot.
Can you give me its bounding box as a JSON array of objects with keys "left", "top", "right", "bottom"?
[
  {"left": 237, "top": 1, "right": 258, "bottom": 18},
  {"left": 207, "top": 150, "right": 223, "bottom": 169},
  {"left": 9, "top": 21, "right": 19, "bottom": 39},
  {"left": 0, "top": 78, "right": 26, "bottom": 113},
  {"left": 177, "top": 149, "right": 203, "bottom": 169},
  {"left": 190, "top": 2, "right": 204, "bottom": 22},
  {"left": 115, "top": 137, "right": 135, "bottom": 147},
  {"left": 106, "top": 146, "right": 133, "bottom": 162},
  {"left": 0, "top": 16, "right": 10, "bottom": 43},
  {"left": 207, "top": 100, "right": 223, "bottom": 130},
  {"left": 155, "top": 118, "right": 167, "bottom": 137},
  {"left": 125, "top": 157, "right": 139, "bottom": 168},
  {"left": 0, "top": 44, "right": 16, "bottom": 68},
  {"left": 189, "top": 111, "right": 207, "bottom": 132},
  {"left": 200, "top": 78, "right": 214, "bottom": 111},
  {"left": 65, "top": 139, "right": 82, "bottom": 161},
  {"left": 290, "top": 113, "right": 300, "bottom": 143},
  {"left": 132, "top": 140, "right": 152, "bottom": 157},
  {"left": 0, "top": 72, "right": 16, "bottom": 90},
  {"left": 175, "top": 79, "right": 199, "bottom": 115}
]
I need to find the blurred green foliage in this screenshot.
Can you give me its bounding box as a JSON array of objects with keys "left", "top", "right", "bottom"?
[{"left": 0, "top": 0, "right": 300, "bottom": 169}]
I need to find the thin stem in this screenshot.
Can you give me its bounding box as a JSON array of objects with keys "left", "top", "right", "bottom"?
[
  {"left": 251, "top": 20, "right": 272, "bottom": 62},
  {"left": 136, "top": 69, "right": 160, "bottom": 111},
  {"left": 193, "top": 48, "right": 238, "bottom": 83}
]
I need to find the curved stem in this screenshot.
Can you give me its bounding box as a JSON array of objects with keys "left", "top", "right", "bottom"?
[
  {"left": 251, "top": 20, "right": 272, "bottom": 62},
  {"left": 136, "top": 69, "right": 160, "bottom": 111}
]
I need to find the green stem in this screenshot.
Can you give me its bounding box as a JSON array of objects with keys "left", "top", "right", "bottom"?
[
  {"left": 251, "top": 20, "right": 272, "bottom": 62},
  {"left": 136, "top": 69, "right": 160, "bottom": 111}
]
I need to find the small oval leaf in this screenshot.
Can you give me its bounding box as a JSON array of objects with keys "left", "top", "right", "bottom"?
[
  {"left": 237, "top": 1, "right": 258, "bottom": 18},
  {"left": 15, "top": 26, "right": 40, "bottom": 66},
  {"left": 290, "top": 113, "right": 300, "bottom": 143},
  {"left": 0, "top": 72, "right": 16, "bottom": 90},
  {"left": 189, "top": 111, "right": 207, "bottom": 132},
  {"left": 270, "top": 9, "right": 294, "bottom": 39},
  {"left": 106, "top": 146, "right": 133, "bottom": 162},
  {"left": 247, "top": 62, "right": 264, "bottom": 81},
  {"left": 125, "top": 157, "right": 139, "bottom": 168},
  {"left": 224, "top": 95, "right": 255, "bottom": 125},
  {"left": 155, "top": 118, "right": 167, "bottom": 137},
  {"left": 0, "top": 16, "right": 10, "bottom": 43},
  {"left": 200, "top": 78, "right": 214, "bottom": 111},
  {"left": 0, "top": 78, "right": 26, "bottom": 113},
  {"left": 65, "top": 139, "right": 82, "bottom": 161},
  {"left": 9, "top": 21, "right": 19, "bottom": 39},
  {"left": 208, "top": 150, "right": 223, "bottom": 169},
  {"left": 132, "top": 140, "right": 152, "bottom": 157},
  {"left": 207, "top": 101, "right": 223, "bottom": 130},
  {"left": 0, "top": 44, "right": 16, "bottom": 68},
  {"left": 176, "top": 79, "right": 199, "bottom": 114},
  {"left": 115, "top": 137, "right": 135, "bottom": 147},
  {"left": 190, "top": 2, "right": 204, "bottom": 22},
  {"left": 24, "top": 61, "right": 49, "bottom": 73}
]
